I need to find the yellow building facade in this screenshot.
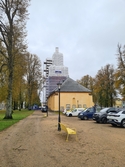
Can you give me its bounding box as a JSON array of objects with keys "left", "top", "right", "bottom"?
[
  {"left": 114, "top": 98, "right": 122, "bottom": 108},
  {"left": 47, "top": 78, "right": 94, "bottom": 111}
]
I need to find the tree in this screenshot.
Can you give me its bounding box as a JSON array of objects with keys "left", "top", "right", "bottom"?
[
  {"left": 77, "top": 75, "right": 90, "bottom": 89},
  {"left": 12, "top": 56, "right": 27, "bottom": 110},
  {"left": 94, "top": 64, "right": 116, "bottom": 107},
  {"left": 77, "top": 75, "right": 96, "bottom": 104},
  {"left": 0, "top": 0, "right": 30, "bottom": 119},
  {"left": 25, "top": 53, "right": 42, "bottom": 109},
  {"left": 115, "top": 44, "right": 125, "bottom": 100},
  {"left": 0, "top": 42, "right": 8, "bottom": 101}
]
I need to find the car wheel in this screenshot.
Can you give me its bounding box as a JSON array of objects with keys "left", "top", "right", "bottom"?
[
  {"left": 101, "top": 117, "right": 107, "bottom": 124},
  {"left": 69, "top": 114, "right": 72, "bottom": 117},
  {"left": 121, "top": 119, "right": 125, "bottom": 128},
  {"left": 96, "top": 121, "right": 100, "bottom": 123},
  {"left": 81, "top": 116, "right": 84, "bottom": 120},
  {"left": 83, "top": 116, "right": 88, "bottom": 120}
]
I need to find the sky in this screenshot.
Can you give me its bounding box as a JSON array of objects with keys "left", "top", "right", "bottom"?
[{"left": 26, "top": 0, "right": 125, "bottom": 81}]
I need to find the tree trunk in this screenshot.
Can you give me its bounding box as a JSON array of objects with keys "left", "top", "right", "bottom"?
[{"left": 4, "top": 71, "right": 13, "bottom": 119}]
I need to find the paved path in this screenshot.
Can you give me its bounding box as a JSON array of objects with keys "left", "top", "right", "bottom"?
[{"left": 0, "top": 111, "right": 46, "bottom": 167}]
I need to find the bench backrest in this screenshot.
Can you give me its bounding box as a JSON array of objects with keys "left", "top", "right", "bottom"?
[{"left": 59, "top": 123, "right": 68, "bottom": 132}]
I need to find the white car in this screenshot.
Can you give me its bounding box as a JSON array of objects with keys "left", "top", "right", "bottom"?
[
  {"left": 66, "top": 108, "right": 85, "bottom": 117},
  {"left": 62, "top": 109, "right": 67, "bottom": 114},
  {"left": 107, "top": 109, "right": 125, "bottom": 127},
  {"left": 62, "top": 109, "right": 72, "bottom": 115}
]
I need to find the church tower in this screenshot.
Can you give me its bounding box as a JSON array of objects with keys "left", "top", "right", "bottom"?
[{"left": 44, "top": 47, "right": 69, "bottom": 100}]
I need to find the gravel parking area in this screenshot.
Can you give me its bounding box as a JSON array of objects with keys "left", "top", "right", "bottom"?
[{"left": 0, "top": 110, "right": 125, "bottom": 167}]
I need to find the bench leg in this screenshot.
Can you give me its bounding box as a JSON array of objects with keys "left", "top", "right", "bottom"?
[
  {"left": 66, "top": 134, "right": 69, "bottom": 141},
  {"left": 66, "top": 134, "right": 77, "bottom": 141}
]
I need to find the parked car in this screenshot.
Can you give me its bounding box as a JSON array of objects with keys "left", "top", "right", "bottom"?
[
  {"left": 78, "top": 107, "right": 96, "bottom": 120},
  {"left": 62, "top": 109, "right": 67, "bottom": 114},
  {"left": 62, "top": 109, "right": 73, "bottom": 115},
  {"left": 93, "top": 107, "right": 119, "bottom": 124},
  {"left": 107, "top": 109, "right": 125, "bottom": 127},
  {"left": 41, "top": 106, "right": 47, "bottom": 112},
  {"left": 66, "top": 108, "right": 85, "bottom": 117}
]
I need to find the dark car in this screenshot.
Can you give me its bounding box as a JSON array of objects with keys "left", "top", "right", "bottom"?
[
  {"left": 93, "top": 107, "right": 120, "bottom": 124},
  {"left": 78, "top": 107, "right": 96, "bottom": 120},
  {"left": 41, "top": 106, "right": 47, "bottom": 112}
]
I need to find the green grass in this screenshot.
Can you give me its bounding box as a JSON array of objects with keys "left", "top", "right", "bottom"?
[{"left": 0, "top": 109, "right": 34, "bottom": 131}]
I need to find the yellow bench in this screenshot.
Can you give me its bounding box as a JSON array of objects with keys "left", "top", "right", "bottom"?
[{"left": 59, "top": 123, "right": 77, "bottom": 141}]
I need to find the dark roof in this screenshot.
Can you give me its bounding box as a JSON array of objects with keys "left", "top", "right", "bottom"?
[{"left": 56, "top": 77, "right": 91, "bottom": 92}]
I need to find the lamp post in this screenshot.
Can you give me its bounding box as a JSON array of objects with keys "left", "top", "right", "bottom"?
[{"left": 57, "top": 82, "right": 62, "bottom": 131}]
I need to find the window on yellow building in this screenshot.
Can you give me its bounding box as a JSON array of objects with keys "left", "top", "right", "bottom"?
[
  {"left": 60, "top": 106, "right": 64, "bottom": 112},
  {"left": 72, "top": 105, "right": 76, "bottom": 109},
  {"left": 83, "top": 104, "right": 87, "bottom": 108},
  {"left": 66, "top": 104, "right": 70, "bottom": 110},
  {"left": 78, "top": 104, "right": 82, "bottom": 108}
]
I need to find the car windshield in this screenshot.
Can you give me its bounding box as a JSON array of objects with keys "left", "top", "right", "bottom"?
[
  {"left": 72, "top": 109, "right": 77, "bottom": 112},
  {"left": 82, "top": 108, "right": 91, "bottom": 112},
  {"left": 80, "top": 110, "right": 86, "bottom": 113},
  {"left": 83, "top": 108, "right": 88, "bottom": 112},
  {"left": 99, "top": 108, "right": 109, "bottom": 113}
]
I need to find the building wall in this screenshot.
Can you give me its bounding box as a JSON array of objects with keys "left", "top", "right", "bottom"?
[
  {"left": 43, "top": 48, "right": 69, "bottom": 101},
  {"left": 114, "top": 99, "right": 122, "bottom": 108},
  {"left": 52, "top": 47, "right": 63, "bottom": 66},
  {"left": 0, "top": 102, "right": 6, "bottom": 110},
  {"left": 49, "top": 66, "right": 68, "bottom": 77},
  {"left": 48, "top": 92, "right": 94, "bottom": 111}
]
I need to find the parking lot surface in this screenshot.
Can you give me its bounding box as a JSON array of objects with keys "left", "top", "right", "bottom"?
[{"left": 0, "top": 110, "right": 125, "bottom": 167}]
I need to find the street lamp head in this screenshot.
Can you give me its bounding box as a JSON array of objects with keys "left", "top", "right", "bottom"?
[{"left": 57, "top": 82, "right": 62, "bottom": 89}]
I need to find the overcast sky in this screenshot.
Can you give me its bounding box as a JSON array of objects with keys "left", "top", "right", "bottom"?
[{"left": 27, "top": 0, "right": 125, "bottom": 81}]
